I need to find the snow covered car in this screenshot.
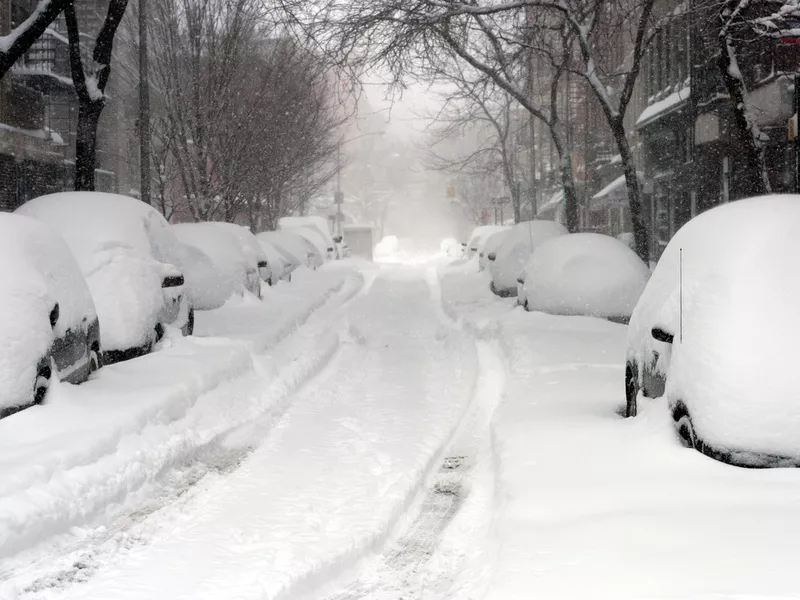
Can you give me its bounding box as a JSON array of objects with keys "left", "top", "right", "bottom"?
[
  {"left": 173, "top": 223, "right": 261, "bottom": 299},
  {"left": 171, "top": 241, "right": 231, "bottom": 312},
  {"left": 625, "top": 195, "right": 800, "bottom": 467},
  {"left": 17, "top": 192, "right": 192, "bottom": 364},
  {"left": 0, "top": 214, "right": 101, "bottom": 418},
  {"left": 289, "top": 227, "right": 330, "bottom": 265},
  {"left": 255, "top": 234, "right": 296, "bottom": 284},
  {"left": 278, "top": 216, "right": 337, "bottom": 260},
  {"left": 209, "top": 222, "right": 271, "bottom": 286},
  {"left": 257, "top": 231, "right": 312, "bottom": 272},
  {"left": 464, "top": 225, "right": 508, "bottom": 259},
  {"left": 479, "top": 229, "right": 512, "bottom": 271},
  {"left": 518, "top": 233, "right": 648, "bottom": 322},
  {"left": 489, "top": 220, "right": 568, "bottom": 297}
]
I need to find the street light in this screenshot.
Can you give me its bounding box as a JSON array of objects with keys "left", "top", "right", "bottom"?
[{"left": 334, "top": 130, "right": 386, "bottom": 237}]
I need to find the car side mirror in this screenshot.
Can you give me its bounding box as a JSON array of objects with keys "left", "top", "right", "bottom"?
[
  {"left": 461, "top": 242, "right": 467, "bottom": 247},
  {"left": 488, "top": 252, "right": 497, "bottom": 261},
  {"left": 516, "top": 276, "right": 525, "bottom": 285},
  {"left": 49, "top": 303, "right": 59, "bottom": 329},
  {"left": 651, "top": 326, "right": 674, "bottom": 344}
]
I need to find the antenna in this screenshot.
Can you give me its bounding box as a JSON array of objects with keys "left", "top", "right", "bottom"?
[{"left": 679, "top": 248, "right": 683, "bottom": 344}]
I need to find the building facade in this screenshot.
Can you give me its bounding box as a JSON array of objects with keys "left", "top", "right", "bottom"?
[{"left": 0, "top": 0, "right": 139, "bottom": 211}]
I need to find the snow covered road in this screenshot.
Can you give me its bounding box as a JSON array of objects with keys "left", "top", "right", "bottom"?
[{"left": 2, "top": 264, "right": 480, "bottom": 600}]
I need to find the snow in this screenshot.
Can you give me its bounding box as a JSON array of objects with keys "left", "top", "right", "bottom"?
[
  {"left": 629, "top": 194, "right": 800, "bottom": 461},
  {"left": 636, "top": 85, "right": 691, "bottom": 126},
  {"left": 172, "top": 223, "right": 258, "bottom": 299},
  {"left": 0, "top": 214, "right": 96, "bottom": 413},
  {"left": 489, "top": 220, "right": 568, "bottom": 295},
  {"left": 16, "top": 192, "right": 184, "bottom": 353},
  {"left": 0, "top": 266, "right": 362, "bottom": 591},
  {"left": 439, "top": 237, "right": 463, "bottom": 257},
  {"left": 254, "top": 235, "right": 293, "bottom": 282},
  {"left": 170, "top": 242, "right": 230, "bottom": 311},
  {"left": 438, "top": 265, "right": 800, "bottom": 600},
  {"left": 258, "top": 230, "right": 322, "bottom": 270},
  {"left": 464, "top": 225, "right": 508, "bottom": 258},
  {"left": 278, "top": 216, "right": 335, "bottom": 256},
  {"left": 478, "top": 229, "right": 511, "bottom": 271},
  {"left": 522, "top": 233, "right": 649, "bottom": 320},
  {"left": 374, "top": 235, "right": 401, "bottom": 258},
  {"left": 1, "top": 265, "right": 478, "bottom": 600},
  {"left": 208, "top": 222, "right": 269, "bottom": 282},
  {"left": 288, "top": 227, "right": 330, "bottom": 263}
]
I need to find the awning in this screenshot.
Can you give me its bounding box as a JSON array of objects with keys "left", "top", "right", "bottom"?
[
  {"left": 591, "top": 175, "right": 628, "bottom": 209},
  {"left": 636, "top": 86, "right": 690, "bottom": 128},
  {"left": 535, "top": 190, "right": 563, "bottom": 218}
]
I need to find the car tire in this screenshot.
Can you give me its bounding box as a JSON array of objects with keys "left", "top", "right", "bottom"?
[
  {"left": 89, "top": 346, "right": 101, "bottom": 373},
  {"left": 183, "top": 308, "right": 195, "bottom": 337},
  {"left": 625, "top": 362, "right": 638, "bottom": 418},
  {"left": 154, "top": 322, "right": 165, "bottom": 344},
  {"left": 673, "top": 402, "right": 697, "bottom": 449},
  {"left": 33, "top": 360, "right": 52, "bottom": 405}
]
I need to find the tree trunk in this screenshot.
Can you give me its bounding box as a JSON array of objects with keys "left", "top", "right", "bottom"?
[
  {"left": 610, "top": 118, "right": 650, "bottom": 263},
  {"left": 75, "top": 102, "right": 103, "bottom": 191},
  {"left": 551, "top": 130, "right": 579, "bottom": 232},
  {"left": 717, "top": 28, "right": 771, "bottom": 198}
]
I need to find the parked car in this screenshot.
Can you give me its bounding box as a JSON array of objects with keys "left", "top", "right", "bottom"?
[
  {"left": 17, "top": 192, "right": 192, "bottom": 364},
  {"left": 288, "top": 227, "right": 329, "bottom": 265},
  {"left": 257, "top": 230, "right": 317, "bottom": 270},
  {"left": 278, "top": 216, "right": 337, "bottom": 260},
  {"left": 625, "top": 195, "right": 800, "bottom": 467},
  {"left": 479, "top": 229, "right": 512, "bottom": 271},
  {"left": 464, "top": 225, "right": 508, "bottom": 259},
  {"left": 0, "top": 214, "right": 101, "bottom": 418},
  {"left": 255, "top": 234, "right": 295, "bottom": 284},
  {"left": 173, "top": 222, "right": 261, "bottom": 299},
  {"left": 489, "top": 220, "right": 567, "bottom": 297},
  {"left": 171, "top": 241, "right": 231, "bottom": 312},
  {"left": 518, "top": 233, "right": 648, "bottom": 322},
  {"left": 209, "top": 222, "right": 271, "bottom": 285}
]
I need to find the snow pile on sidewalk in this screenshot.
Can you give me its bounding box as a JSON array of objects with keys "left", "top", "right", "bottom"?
[{"left": 440, "top": 268, "right": 800, "bottom": 600}]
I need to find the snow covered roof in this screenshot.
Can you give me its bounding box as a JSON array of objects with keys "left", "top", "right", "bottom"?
[
  {"left": 636, "top": 86, "right": 691, "bottom": 128},
  {"left": 536, "top": 190, "right": 564, "bottom": 219}
]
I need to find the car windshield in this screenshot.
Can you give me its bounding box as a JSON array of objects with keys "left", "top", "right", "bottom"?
[{"left": 2, "top": 1, "right": 799, "bottom": 598}]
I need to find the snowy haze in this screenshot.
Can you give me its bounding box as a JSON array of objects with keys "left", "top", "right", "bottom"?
[{"left": 334, "top": 79, "right": 472, "bottom": 253}]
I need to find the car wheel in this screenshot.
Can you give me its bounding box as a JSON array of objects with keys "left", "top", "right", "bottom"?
[
  {"left": 183, "top": 308, "right": 195, "bottom": 337},
  {"left": 33, "top": 359, "right": 52, "bottom": 405},
  {"left": 625, "top": 362, "right": 639, "bottom": 418},
  {"left": 89, "top": 344, "right": 102, "bottom": 373},
  {"left": 154, "top": 322, "right": 165, "bottom": 344},
  {"left": 673, "top": 402, "right": 697, "bottom": 449}
]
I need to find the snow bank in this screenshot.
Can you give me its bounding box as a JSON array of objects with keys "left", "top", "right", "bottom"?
[
  {"left": 172, "top": 223, "right": 257, "bottom": 299},
  {"left": 0, "top": 214, "right": 96, "bottom": 413},
  {"left": 489, "top": 220, "right": 568, "bottom": 295},
  {"left": 522, "top": 233, "right": 648, "bottom": 320},
  {"left": 629, "top": 194, "right": 800, "bottom": 459},
  {"left": 374, "top": 235, "right": 401, "bottom": 258},
  {"left": 440, "top": 237, "right": 463, "bottom": 257},
  {"left": 16, "top": 192, "right": 183, "bottom": 352},
  {"left": 440, "top": 267, "right": 800, "bottom": 599}
]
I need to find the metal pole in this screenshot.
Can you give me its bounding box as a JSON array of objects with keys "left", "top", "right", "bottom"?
[
  {"left": 795, "top": 73, "right": 799, "bottom": 194},
  {"left": 139, "top": 0, "right": 151, "bottom": 204},
  {"left": 336, "top": 142, "right": 343, "bottom": 236}
]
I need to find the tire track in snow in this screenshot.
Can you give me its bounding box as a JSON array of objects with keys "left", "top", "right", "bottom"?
[
  {"left": 1, "top": 271, "right": 365, "bottom": 598},
  {"left": 316, "top": 340, "right": 506, "bottom": 600}
]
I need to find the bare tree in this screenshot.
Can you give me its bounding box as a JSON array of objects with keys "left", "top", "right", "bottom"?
[
  {"left": 0, "top": 0, "right": 72, "bottom": 78},
  {"left": 280, "top": 0, "right": 658, "bottom": 261},
  {"left": 64, "top": 0, "right": 130, "bottom": 191}
]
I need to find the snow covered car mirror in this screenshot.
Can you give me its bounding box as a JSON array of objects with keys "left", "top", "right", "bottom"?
[
  {"left": 651, "top": 326, "right": 674, "bottom": 344},
  {"left": 49, "top": 303, "right": 59, "bottom": 329}
]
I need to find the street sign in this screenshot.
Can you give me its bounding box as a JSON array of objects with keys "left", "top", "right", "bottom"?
[{"left": 334, "top": 191, "right": 344, "bottom": 204}]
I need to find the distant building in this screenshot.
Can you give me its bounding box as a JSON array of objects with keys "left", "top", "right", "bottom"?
[{"left": 0, "top": 0, "right": 139, "bottom": 211}]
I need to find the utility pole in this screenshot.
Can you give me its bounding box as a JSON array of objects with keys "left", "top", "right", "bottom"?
[
  {"left": 334, "top": 142, "right": 344, "bottom": 237},
  {"left": 795, "top": 72, "right": 799, "bottom": 194},
  {"left": 139, "top": 0, "right": 151, "bottom": 205}
]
